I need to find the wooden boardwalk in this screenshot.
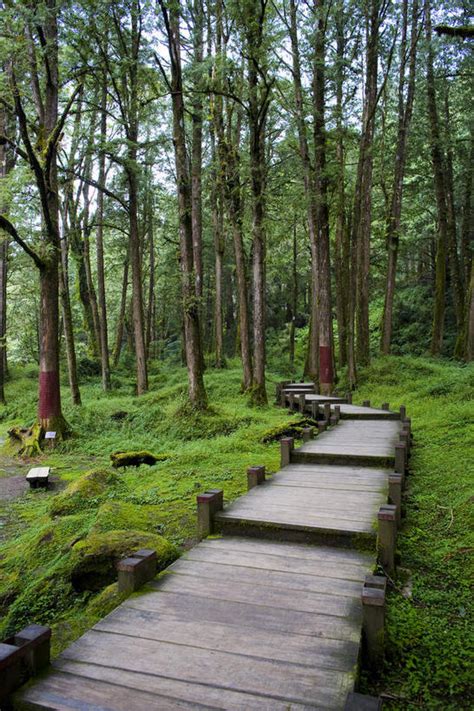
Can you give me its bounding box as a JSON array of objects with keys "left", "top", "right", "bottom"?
[{"left": 15, "top": 392, "right": 405, "bottom": 710}]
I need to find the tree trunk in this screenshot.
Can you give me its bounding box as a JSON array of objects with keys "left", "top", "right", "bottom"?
[
  {"left": 113, "top": 256, "right": 129, "bottom": 367},
  {"left": 161, "top": 0, "right": 207, "bottom": 409},
  {"left": 425, "top": 0, "right": 448, "bottom": 355},
  {"left": 59, "top": 232, "right": 81, "bottom": 405},
  {"left": 96, "top": 72, "right": 111, "bottom": 390},
  {"left": 289, "top": 0, "right": 319, "bottom": 384},
  {"left": 289, "top": 222, "right": 298, "bottom": 368},
  {"left": 381, "top": 0, "right": 418, "bottom": 354},
  {"left": 313, "top": 0, "right": 333, "bottom": 394}
]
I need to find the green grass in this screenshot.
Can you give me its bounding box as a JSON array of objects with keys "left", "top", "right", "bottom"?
[{"left": 0, "top": 355, "right": 472, "bottom": 708}]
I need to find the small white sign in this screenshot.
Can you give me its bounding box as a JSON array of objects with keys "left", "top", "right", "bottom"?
[{"left": 45, "top": 431, "right": 56, "bottom": 440}]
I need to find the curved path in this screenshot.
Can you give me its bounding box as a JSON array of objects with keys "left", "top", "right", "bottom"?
[{"left": 15, "top": 390, "right": 405, "bottom": 710}]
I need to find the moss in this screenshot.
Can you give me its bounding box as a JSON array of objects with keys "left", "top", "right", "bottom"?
[
  {"left": 50, "top": 468, "right": 120, "bottom": 516},
  {"left": 260, "top": 417, "right": 317, "bottom": 443},
  {"left": 68, "top": 529, "right": 178, "bottom": 592},
  {"left": 110, "top": 450, "right": 169, "bottom": 468},
  {"left": 92, "top": 500, "right": 161, "bottom": 534}
]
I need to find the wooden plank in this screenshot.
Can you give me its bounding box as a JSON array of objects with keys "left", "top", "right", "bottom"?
[
  {"left": 219, "top": 501, "right": 378, "bottom": 524},
  {"left": 151, "top": 573, "right": 358, "bottom": 618},
  {"left": 26, "top": 466, "right": 50, "bottom": 480},
  {"left": 96, "top": 606, "right": 360, "bottom": 670},
  {"left": 199, "top": 537, "right": 374, "bottom": 565},
  {"left": 243, "top": 486, "right": 385, "bottom": 506},
  {"left": 19, "top": 663, "right": 323, "bottom": 710},
  {"left": 166, "top": 558, "right": 366, "bottom": 597},
  {"left": 59, "top": 630, "right": 354, "bottom": 707},
  {"left": 216, "top": 510, "right": 375, "bottom": 534},
  {"left": 124, "top": 590, "right": 362, "bottom": 641}
]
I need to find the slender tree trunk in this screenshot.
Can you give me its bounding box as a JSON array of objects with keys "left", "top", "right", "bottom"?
[
  {"left": 81, "top": 175, "right": 101, "bottom": 359},
  {"left": 145, "top": 193, "right": 156, "bottom": 360},
  {"left": 381, "top": 0, "right": 419, "bottom": 354},
  {"left": 96, "top": 72, "right": 111, "bottom": 390},
  {"left": 289, "top": 0, "right": 319, "bottom": 384},
  {"left": 191, "top": 0, "right": 204, "bottom": 312},
  {"left": 0, "top": 109, "right": 14, "bottom": 405},
  {"left": 313, "top": 0, "right": 333, "bottom": 394},
  {"left": 113, "top": 256, "right": 129, "bottom": 367},
  {"left": 465, "top": 261, "right": 474, "bottom": 361},
  {"left": 353, "top": 0, "right": 381, "bottom": 366},
  {"left": 161, "top": 0, "right": 207, "bottom": 409},
  {"left": 59, "top": 231, "right": 81, "bottom": 405},
  {"left": 289, "top": 222, "right": 298, "bottom": 368},
  {"left": 425, "top": 0, "right": 448, "bottom": 355}
]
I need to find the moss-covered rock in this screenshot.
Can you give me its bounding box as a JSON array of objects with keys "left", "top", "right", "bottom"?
[
  {"left": 68, "top": 530, "right": 177, "bottom": 592},
  {"left": 110, "top": 450, "right": 168, "bottom": 469},
  {"left": 260, "top": 417, "right": 317, "bottom": 443},
  {"left": 50, "top": 469, "right": 119, "bottom": 517},
  {"left": 92, "top": 500, "right": 160, "bottom": 534}
]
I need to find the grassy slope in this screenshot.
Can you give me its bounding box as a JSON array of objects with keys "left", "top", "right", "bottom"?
[{"left": 0, "top": 356, "right": 472, "bottom": 708}]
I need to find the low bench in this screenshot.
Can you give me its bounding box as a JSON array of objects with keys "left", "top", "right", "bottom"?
[{"left": 26, "top": 467, "right": 50, "bottom": 489}]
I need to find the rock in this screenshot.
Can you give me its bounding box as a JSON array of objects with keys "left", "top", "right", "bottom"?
[
  {"left": 110, "top": 451, "right": 168, "bottom": 469},
  {"left": 68, "top": 530, "right": 177, "bottom": 592}
]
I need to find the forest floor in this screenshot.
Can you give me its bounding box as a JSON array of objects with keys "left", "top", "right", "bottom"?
[{"left": 0, "top": 356, "right": 472, "bottom": 710}]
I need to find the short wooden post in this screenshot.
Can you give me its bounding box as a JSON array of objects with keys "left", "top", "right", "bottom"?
[
  {"left": 381, "top": 402, "right": 389, "bottom": 411},
  {"left": 334, "top": 405, "right": 341, "bottom": 423},
  {"left": 402, "top": 417, "right": 412, "bottom": 438},
  {"left": 117, "top": 549, "right": 157, "bottom": 593},
  {"left": 363, "top": 399, "right": 371, "bottom": 407},
  {"left": 247, "top": 465, "right": 266, "bottom": 490},
  {"left": 280, "top": 389, "right": 287, "bottom": 407},
  {"left": 329, "top": 415, "right": 338, "bottom": 427},
  {"left": 280, "top": 437, "right": 294, "bottom": 467},
  {"left": 377, "top": 505, "right": 397, "bottom": 574},
  {"left": 399, "top": 404, "right": 406, "bottom": 420},
  {"left": 346, "top": 391, "right": 352, "bottom": 404},
  {"left": 197, "top": 489, "right": 224, "bottom": 539},
  {"left": 317, "top": 421, "right": 327, "bottom": 434},
  {"left": 0, "top": 625, "right": 52, "bottom": 704},
  {"left": 394, "top": 443, "right": 407, "bottom": 475},
  {"left": 288, "top": 392, "right": 296, "bottom": 411},
  {"left": 323, "top": 402, "right": 331, "bottom": 421},
  {"left": 311, "top": 401, "right": 319, "bottom": 420},
  {"left": 399, "top": 431, "right": 410, "bottom": 454},
  {"left": 302, "top": 427, "right": 313, "bottom": 443},
  {"left": 298, "top": 393, "right": 306, "bottom": 413},
  {"left": 388, "top": 473, "right": 403, "bottom": 527},
  {"left": 361, "top": 575, "right": 387, "bottom": 670}
]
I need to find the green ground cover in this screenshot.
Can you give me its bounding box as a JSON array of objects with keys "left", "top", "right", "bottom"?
[{"left": 0, "top": 356, "right": 472, "bottom": 709}]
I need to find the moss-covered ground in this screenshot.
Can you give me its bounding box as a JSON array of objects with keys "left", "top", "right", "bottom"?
[{"left": 0, "top": 356, "right": 472, "bottom": 709}]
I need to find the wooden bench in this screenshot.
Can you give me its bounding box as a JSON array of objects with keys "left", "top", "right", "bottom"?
[{"left": 26, "top": 467, "right": 50, "bottom": 489}]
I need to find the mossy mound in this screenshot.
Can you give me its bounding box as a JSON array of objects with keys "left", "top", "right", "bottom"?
[
  {"left": 68, "top": 530, "right": 177, "bottom": 592},
  {"left": 50, "top": 469, "right": 120, "bottom": 516},
  {"left": 260, "top": 417, "right": 317, "bottom": 443},
  {"left": 110, "top": 450, "right": 168, "bottom": 469},
  {"left": 92, "top": 500, "right": 160, "bottom": 534}
]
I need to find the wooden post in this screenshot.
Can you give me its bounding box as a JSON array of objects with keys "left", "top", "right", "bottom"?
[
  {"left": 377, "top": 505, "right": 397, "bottom": 574},
  {"left": 399, "top": 404, "right": 406, "bottom": 420},
  {"left": 280, "top": 437, "right": 294, "bottom": 467},
  {"left": 334, "top": 405, "right": 341, "bottom": 423},
  {"left": 0, "top": 625, "right": 52, "bottom": 704},
  {"left": 317, "top": 421, "right": 327, "bottom": 434},
  {"left": 302, "top": 427, "right": 313, "bottom": 443},
  {"left": 288, "top": 393, "right": 296, "bottom": 411},
  {"left": 117, "top": 549, "right": 157, "bottom": 593},
  {"left": 329, "top": 415, "right": 338, "bottom": 427},
  {"left": 298, "top": 393, "right": 306, "bottom": 413},
  {"left": 394, "top": 442, "right": 407, "bottom": 475},
  {"left": 399, "top": 431, "right": 410, "bottom": 454},
  {"left": 361, "top": 575, "right": 387, "bottom": 670},
  {"left": 323, "top": 402, "right": 331, "bottom": 421},
  {"left": 388, "top": 473, "right": 403, "bottom": 527},
  {"left": 346, "top": 391, "right": 352, "bottom": 404},
  {"left": 280, "top": 388, "right": 287, "bottom": 407},
  {"left": 197, "top": 489, "right": 223, "bottom": 539},
  {"left": 311, "top": 401, "right": 319, "bottom": 420},
  {"left": 402, "top": 417, "right": 412, "bottom": 438},
  {"left": 247, "top": 465, "right": 266, "bottom": 489},
  {"left": 381, "top": 402, "right": 389, "bottom": 411},
  {"left": 363, "top": 399, "right": 371, "bottom": 407}
]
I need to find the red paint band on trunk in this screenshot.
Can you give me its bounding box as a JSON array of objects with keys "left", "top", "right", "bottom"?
[
  {"left": 39, "top": 370, "right": 61, "bottom": 419},
  {"left": 319, "top": 345, "right": 333, "bottom": 384}
]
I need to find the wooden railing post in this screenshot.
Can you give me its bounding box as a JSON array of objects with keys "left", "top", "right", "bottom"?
[
  {"left": 311, "top": 401, "right": 319, "bottom": 420},
  {"left": 388, "top": 473, "right": 403, "bottom": 527},
  {"left": 399, "top": 404, "right": 406, "bottom": 420},
  {"left": 117, "top": 549, "right": 157, "bottom": 593},
  {"left": 302, "top": 427, "right": 314, "bottom": 443},
  {"left": 394, "top": 442, "right": 407, "bottom": 475},
  {"left": 0, "top": 624, "right": 51, "bottom": 704},
  {"left": 382, "top": 402, "right": 389, "bottom": 411},
  {"left": 197, "top": 489, "right": 224, "bottom": 539},
  {"left": 323, "top": 402, "right": 331, "bottom": 421},
  {"left": 280, "top": 437, "right": 294, "bottom": 467},
  {"left": 363, "top": 399, "right": 371, "bottom": 407},
  {"left": 361, "top": 575, "right": 387, "bottom": 670},
  {"left": 298, "top": 393, "right": 306, "bottom": 413},
  {"left": 247, "top": 465, "right": 266, "bottom": 490},
  {"left": 334, "top": 405, "right": 341, "bottom": 423},
  {"left": 377, "top": 505, "right": 397, "bottom": 574}
]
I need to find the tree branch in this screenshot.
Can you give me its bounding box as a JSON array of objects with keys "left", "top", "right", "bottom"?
[{"left": 0, "top": 215, "right": 45, "bottom": 270}]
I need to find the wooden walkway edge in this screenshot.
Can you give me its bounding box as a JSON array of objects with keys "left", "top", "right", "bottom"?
[{"left": 11, "top": 385, "right": 410, "bottom": 710}]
